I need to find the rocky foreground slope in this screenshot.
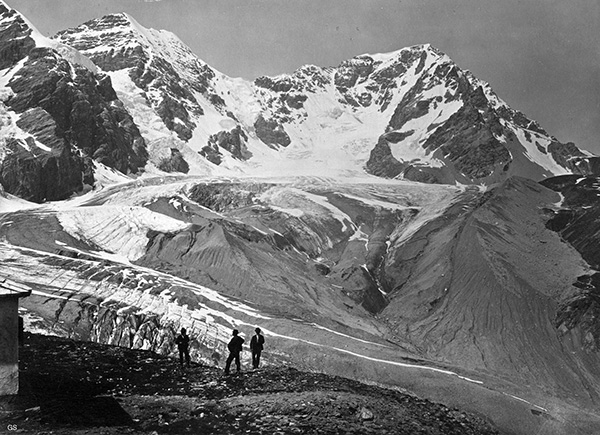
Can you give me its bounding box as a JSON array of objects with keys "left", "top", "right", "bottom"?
[{"left": 2, "top": 333, "right": 499, "bottom": 435}]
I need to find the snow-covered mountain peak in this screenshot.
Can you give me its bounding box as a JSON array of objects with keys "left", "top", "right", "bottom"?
[
  {"left": 0, "top": 1, "right": 96, "bottom": 72},
  {"left": 367, "top": 43, "right": 437, "bottom": 62},
  {"left": 54, "top": 12, "right": 220, "bottom": 88},
  {"left": 55, "top": 14, "right": 151, "bottom": 62},
  {"left": 59, "top": 12, "right": 152, "bottom": 37}
]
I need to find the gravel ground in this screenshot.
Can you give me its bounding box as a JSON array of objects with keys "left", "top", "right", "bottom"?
[{"left": 1, "top": 333, "right": 498, "bottom": 434}]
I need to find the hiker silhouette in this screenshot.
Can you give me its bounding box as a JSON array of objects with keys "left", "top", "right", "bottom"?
[
  {"left": 175, "top": 328, "right": 191, "bottom": 367},
  {"left": 224, "top": 328, "right": 245, "bottom": 375},
  {"left": 250, "top": 327, "right": 265, "bottom": 369}
]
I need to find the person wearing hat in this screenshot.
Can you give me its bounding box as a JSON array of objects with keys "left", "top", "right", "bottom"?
[
  {"left": 224, "top": 328, "right": 245, "bottom": 375},
  {"left": 250, "top": 327, "right": 265, "bottom": 369}
]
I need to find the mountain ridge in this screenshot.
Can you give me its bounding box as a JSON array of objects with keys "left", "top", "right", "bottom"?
[
  {"left": 48, "top": 12, "right": 600, "bottom": 182},
  {"left": 0, "top": 2, "right": 598, "bottom": 202},
  {"left": 45, "top": 7, "right": 600, "bottom": 192}
]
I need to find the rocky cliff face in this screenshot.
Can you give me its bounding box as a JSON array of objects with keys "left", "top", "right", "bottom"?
[
  {"left": 0, "top": 4, "right": 147, "bottom": 202},
  {"left": 0, "top": 3, "right": 34, "bottom": 68}
]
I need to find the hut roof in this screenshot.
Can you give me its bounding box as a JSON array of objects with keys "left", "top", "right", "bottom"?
[{"left": 0, "top": 277, "right": 32, "bottom": 299}]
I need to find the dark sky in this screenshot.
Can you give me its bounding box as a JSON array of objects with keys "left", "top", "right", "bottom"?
[{"left": 5, "top": 0, "right": 600, "bottom": 154}]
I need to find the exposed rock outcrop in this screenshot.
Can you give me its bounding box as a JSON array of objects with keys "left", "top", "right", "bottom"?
[
  {"left": 205, "top": 126, "right": 251, "bottom": 162},
  {"left": 0, "top": 137, "right": 85, "bottom": 203},
  {"left": 0, "top": 3, "right": 35, "bottom": 69},
  {"left": 199, "top": 144, "right": 223, "bottom": 165},
  {"left": 334, "top": 56, "right": 376, "bottom": 90},
  {"left": 547, "top": 141, "right": 600, "bottom": 176},
  {"left": 157, "top": 148, "right": 189, "bottom": 173},
  {"left": 364, "top": 136, "right": 406, "bottom": 179},
  {"left": 5, "top": 48, "right": 147, "bottom": 196},
  {"left": 253, "top": 114, "right": 291, "bottom": 148}
]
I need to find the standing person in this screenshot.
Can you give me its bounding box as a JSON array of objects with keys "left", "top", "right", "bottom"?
[
  {"left": 224, "top": 329, "right": 245, "bottom": 375},
  {"left": 250, "top": 327, "right": 265, "bottom": 369},
  {"left": 175, "top": 327, "right": 191, "bottom": 368}
]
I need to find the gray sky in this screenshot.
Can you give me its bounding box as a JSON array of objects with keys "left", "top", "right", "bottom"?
[{"left": 5, "top": 0, "right": 600, "bottom": 154}]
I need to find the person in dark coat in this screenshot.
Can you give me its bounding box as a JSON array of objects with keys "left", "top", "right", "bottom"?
[
  {"left": 250, "top": 327, "right": 265, "bottom": 369},
  {"left": 175, "top": 327, "right": 191, "bottom": 367},
  {"left": 224, "top": 328, "right": 245, "bottom": 375}
]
